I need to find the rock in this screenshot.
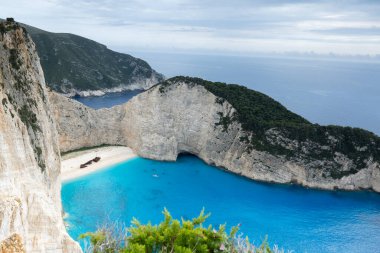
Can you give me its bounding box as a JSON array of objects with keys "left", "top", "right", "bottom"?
[
  {"left": 50, "top": 80, "right": 380, "bottom": 192},
  {"left": 0, "top": 21, "right": 81, "bottom": 252},
  {"left": 0, "top": 234, "right": 25, "bottom": 253}
]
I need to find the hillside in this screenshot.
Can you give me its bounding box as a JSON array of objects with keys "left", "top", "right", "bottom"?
[
  {"left": 51, "top": 75, "right": 380, "bottom": 192},
  {"left": 159, "top": 77, "right": 380, "bottom": 179},
  {"left": 17, "top": 21, "right": 164, "bottom": 96}
]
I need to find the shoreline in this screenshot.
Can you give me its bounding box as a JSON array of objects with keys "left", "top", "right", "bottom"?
[{"left": 61, "top": 146, "right": 137, "bottom": 182}]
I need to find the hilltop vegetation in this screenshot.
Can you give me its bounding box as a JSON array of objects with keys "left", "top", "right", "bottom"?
[
  {"left": 20, "top": 22, "right": 164, "bottom": 93},
  {"left": 159, "top": 77, "right": 380, "bottom": 178}
]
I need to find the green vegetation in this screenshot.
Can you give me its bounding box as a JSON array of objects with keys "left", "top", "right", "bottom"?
[
  {"left": 0, "top": 23, "right": 6, "bottom": 35},
  {"left": 9, "top": 49, "right": 21, "bottom": 70},
  {"left": 80, "top": 209, "right": 284, "bottom": 253},
  {"left": 215, "top": 112, "right": 235, "bottom": 133},
  {"left": 18, "top": 23, "right": 164, "bottom": 92},
  {"left": 34, "top": 146, "right": 46, "bottom": 172},
  {"left": 17, "top": 104, "right": 40, "bottom": 132},
  {"left": 0, "top": 19, "right": 20, "bottom": 34},
  {"left": 158, "top": 77, "right": 380, "bottom": 178}
]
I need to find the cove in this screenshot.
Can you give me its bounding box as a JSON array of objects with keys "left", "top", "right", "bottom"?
[{"left": 62, "top": 155, "right": 380, "bottom": 253}]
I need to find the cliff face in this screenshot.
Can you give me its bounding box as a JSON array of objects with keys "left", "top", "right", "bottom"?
[
  {"left": 51, "top": 79, "right": 380, "bottom": 192},
  {"left": 49, "top": 92, "right": 124, "bottom": 152},
  {"left": 0, "top": 21, "right": 81, "bottom": 252}
]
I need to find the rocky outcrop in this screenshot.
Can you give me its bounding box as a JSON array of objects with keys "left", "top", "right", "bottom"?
[
  {"left": 49, "top": 92, "right": 124, "bottom": 152},
  {"left": 0, "top": 234, "right": 24, "bottom": 253},
  {"left": 0, "top": 20, "right": 81, "bottom": 252},
  {"left": 50, "top": 80, "right": 380, "bottom": 193}
]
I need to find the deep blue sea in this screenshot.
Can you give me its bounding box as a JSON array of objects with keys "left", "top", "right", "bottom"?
[
  {"left": 74, "top": 89, "right": 143, "bottom": 109},
  {"left": 62, "top": 155, "right": 380, "bottom": 253}
]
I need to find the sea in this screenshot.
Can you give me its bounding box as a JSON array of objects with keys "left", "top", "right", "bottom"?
[
  {"left": 62, "top": 155, "right": 380, "bottom": 253},
  {"left": 67, "top": 53, "right": 380, "bottom": 252}
]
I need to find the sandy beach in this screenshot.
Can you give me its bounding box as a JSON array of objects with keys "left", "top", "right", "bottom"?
[{"left": 61, "top": 146, "right": 137, "bottom": 182}]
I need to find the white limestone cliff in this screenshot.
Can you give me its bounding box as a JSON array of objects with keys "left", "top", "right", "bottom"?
[
  {"left": 0, "top": 21, "right": 81, "bottom": 252},
  {"left": 50, "top": 82, "right": 380, "bottom": 193}
]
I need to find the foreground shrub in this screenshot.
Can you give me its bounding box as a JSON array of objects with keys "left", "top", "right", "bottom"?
[
  {"left": 79, "top": 220, "right": 126, "bottom": 253},
  {"left": 80, "top": 209, "right": 290, "bottom": 253}
]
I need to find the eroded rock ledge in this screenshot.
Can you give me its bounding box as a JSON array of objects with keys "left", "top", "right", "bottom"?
[{"left": 50, "top": 77, "right": 380, "bottom": 193}]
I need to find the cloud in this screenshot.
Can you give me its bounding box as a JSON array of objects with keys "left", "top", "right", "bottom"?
[{"left": 1, "top": 0, "right": 380, "bottom": 55}]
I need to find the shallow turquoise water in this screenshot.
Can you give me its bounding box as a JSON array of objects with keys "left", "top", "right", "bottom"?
[{"left": 62, "top": 155, "right": 380, "bottom": 253}]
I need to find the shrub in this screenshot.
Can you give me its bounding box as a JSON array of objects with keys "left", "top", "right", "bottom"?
[
  {"left": 80, "top": 209, "right": 290, "bottom": 253},
  {"left": 79, "top": 221, "right": 126, "bottom": 253}
]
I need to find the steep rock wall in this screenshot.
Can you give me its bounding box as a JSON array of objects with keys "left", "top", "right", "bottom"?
[
  {"left": 51, "top": 82, "right": 380, "bottom": 193},
  {"left": 0, "top": 21, "right": 81, "bottom": 252}
]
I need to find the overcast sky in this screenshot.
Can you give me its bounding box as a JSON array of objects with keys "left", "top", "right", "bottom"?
[{"left": 1, "top": 0, "right": 380, "bottom": 56}]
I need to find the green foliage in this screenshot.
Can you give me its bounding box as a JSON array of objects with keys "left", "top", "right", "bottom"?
[
  {"left": 9, "top": 49, "right": 21, "bottom": 70},
  {"left": 124, "top": 208, "right": 226, "bottom": 253},
  {"left": 21, "top": 23, "right": 164, "bottom": 92},
  {"left": 80, "top": 232, "right": 107, "bottom": 253},
  {"left": 0, "top": 23, "right": 6, "bottom": 35},
  {"left": 81, "top": 209, "right": 282, "bottom": 253},
  {"left": 80, "top": 221, "right": 126, "bottom": 253},
  {"left": 159, "top": 76, "right": 309, "bottom": 130},
  {"left": 17, "top": 104, "right": 41, "bottom": 132},
  {"left": 215, "top": 112, "right": 235, "bottom": 133},
  {"left": 34, "top": 146, "right": 46, "bottom": 172},
  {"left": 158, "top": 76, "right": 380, "bottom": 178},
  {"left": 0, "top": 19, "right": 19, "bottom": 35}
]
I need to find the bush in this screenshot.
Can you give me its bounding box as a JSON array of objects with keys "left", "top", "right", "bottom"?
[{"left": 80, "top": 209, "right": 291, "bottom": 253}]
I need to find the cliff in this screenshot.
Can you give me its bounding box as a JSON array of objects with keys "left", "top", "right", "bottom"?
[
  {"left": 18, "top": 21, "right": 164, "bottom": 97},
  {"left": 50, "top": 77, "right": 380, "bottom": 192},
  {"left": 0, "top": 20, "right": 81, "bottom": 252}
]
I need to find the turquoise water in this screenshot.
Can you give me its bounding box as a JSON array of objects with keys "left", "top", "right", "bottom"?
[{"left": 62, "top": 155, "right": 380, "bottom": 253}]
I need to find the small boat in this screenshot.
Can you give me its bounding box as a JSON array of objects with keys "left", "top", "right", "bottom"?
[
  {"left": 79, "top": 157, "right": 101, "bottom": 169},
  {"left": 152, "top": 174, "right": 159, "bottom": 178}
]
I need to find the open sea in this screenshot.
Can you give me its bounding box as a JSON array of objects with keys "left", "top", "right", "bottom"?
[
  {"left": 62, "top": 155, "right": 380, "bottom": 253},
  {"left": 67, "top": 53, "right": 380, "bottom": 252}
]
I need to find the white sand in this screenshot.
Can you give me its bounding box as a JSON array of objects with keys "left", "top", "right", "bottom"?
[{"left": 61, "top": 146, "right": 137, "bottom": 182}]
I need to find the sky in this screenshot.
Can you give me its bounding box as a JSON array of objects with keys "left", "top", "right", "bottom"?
[{"left": 1, "top": 0, "right": 380, "bottom": 56}]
